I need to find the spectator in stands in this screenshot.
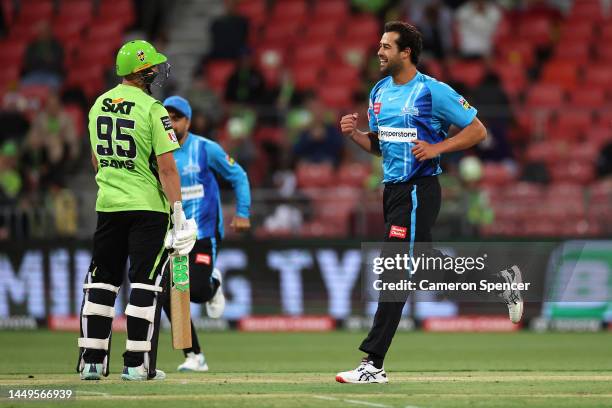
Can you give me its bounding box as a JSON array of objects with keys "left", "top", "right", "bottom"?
[
  {"left": 133, "top": 0, "right": 170, "bottom": 41},
  {"left": 0, "top": 93, "right": 30, "bottom": 144},
  {"left": 407, "top": 0, "right": 453, "bottom": 60},
  {"left": 468, "top": 68, "right": 513, "bottom": 162},
  {"left": 455, "top": 0, "right": 502, "bottom": 58},
  {"left": 596, "top": 141, "right": 612, "bottom": 178},
  {"left": 21, "top": 22, "right": 64, "bottom": 88},
  {"left": 293, "top": 96, "right": 344, "bottom": 166},
  {"left": 225, "top": 49, "right": 267, "bottom": 105},
  {"left": 20, "top": 129, "right": 51, "bottom": 193},
  {"left": 0, "top": 141, "right": 22, "bottom": 203},
  {"left": 185, "top": 75, "right": 224, "bottom": 127},
  {"left": 26, "top": 92, "right": 78, "bottom": 185},
  {"left": 198, "top": 0, "right": 249, "bottom": 67}
]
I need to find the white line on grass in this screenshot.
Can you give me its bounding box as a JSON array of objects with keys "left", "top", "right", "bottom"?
[
  {"left": 77, "top": 391, "right": 110, "bottom": 397},
  {"left": 314, "top": 395, "right": 394, "bottom": 408}
]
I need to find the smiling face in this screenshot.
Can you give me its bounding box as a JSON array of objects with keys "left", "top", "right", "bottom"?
[{"left": 377, "top": 31, "right": 410, "bottom": 76}]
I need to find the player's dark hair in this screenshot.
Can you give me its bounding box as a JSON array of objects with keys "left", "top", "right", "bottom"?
[{"left": 384, "top": 21, "right": 422, "bottom": 65}]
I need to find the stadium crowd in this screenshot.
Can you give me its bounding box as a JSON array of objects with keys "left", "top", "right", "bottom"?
[{"left": 1, "top": 0, "right": 611, "bottom": 239}]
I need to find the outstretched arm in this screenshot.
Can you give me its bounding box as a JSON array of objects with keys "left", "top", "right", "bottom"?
[{"left": 205, "top": 141, "right": 251, "bottom": 231}]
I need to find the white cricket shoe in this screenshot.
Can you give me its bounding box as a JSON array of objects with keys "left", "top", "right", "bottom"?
[
  {"left": 121, "top": 364, "right": 166, "bottom": 381},
  {"left": 80, "top": 363, "right": 103, "bottom": 380},
  {"left": 500, "top": 265, "right": 524, "bottom": 324},
  {"left": 206, "top": 268, "right": 225, "bottom": 318},
  {"left": 336, "top": 359, "right": 388, "bottom": 384},
  {"left": 177, "top": 352, "right": 209, "bottom": 372}
]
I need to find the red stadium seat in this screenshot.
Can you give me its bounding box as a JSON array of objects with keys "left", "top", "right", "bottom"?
[
  {"left": 0, "top": 66, "right": 19, "bottom": 89},
  {"left": 97, "top": 0, "right": 134, "bottom": 28},
  {"left": 296, "top": 162, "right": 333, "bottom": 188},
  {"left": 526, "top": 84, "right": 565, "bottom": 109},
  {"left": 2, "top": 0, "right": 14, "bottom": 27},
  {"left": 595, "top": 43, "right": 612, "bottom": 62},
  {"left": 52, "top": 17, "right": 87, "bottom": 42},
  {"left": 496, "top": 41, "right": 536, "bottom": 67},
  {"left": 321, "top": 64, "right": 360, "bottom": 88},
  {"left": 57, "top": 0, "right": 93, "bottom": 21},
  {"left": 601, "top": 24, "right": 612, "bottom": 42},
  {"left": 317, "top": 84, "right": 353, "bottom": 109},
  {"left": 18, "top": 0, "right": 54, "bottom": 24},
  {"left": 553, "top": 110, "right": 593, "bottom": 137},
  {"left": 65, "top": 67, "right": 104, "bottom": 99},
  {"left": 480, "top": 162, "right": 515, "bottom": 186},
  {"left": 0, "top": 40, "right": 27, "bottom": 67},
  {"left": 305, "top": 20, "right": 340, "bottom": 42},
  {"left": 546, "top": 183, "right": 584, "bottom": 200},
  {"left": 343, "top": 14, "right": 380, "bottom": 47},
  {"left": 550, "top": 161, "right": 595, "bottom": 184},
  {"left": 87, "top": 21, "right": 124, "bottom": 44},
  {"left": 448, "top": 61, "right": 486, "bottom": 88},
  {"left": 553, "top": 42, "right": 590, "bottom": 61},
  {"left": 300, "top": 220, "right": 343, "bottom": 238},
  {"left": 506, "top": 182, "right": 544, "bottom": 204},
  {"left": 586, "top": 126, "right": 612, "bottom": 147},
  {"left": 292, "top": 65, "right": 322, "bottom": 91},
  {"left": 557, "top": 21, "right": 593, "bottom": 42},
  {"left": 541, "top": 61, "right": 579, "bottom": 90},
  {"left": 263, "top": 20, "right": 301, "bottom": 46},
  {"left": 313, "top": 0, "right": 349, "bottom": 20},
  {"left": 271, "top": 0, "right": 307, "bottom": 21},
  {"left": 583, "top": 64, "right": 612, "bottom": 89},
  {"left": 236, "top": 0, "right": 266, "bottom": 24},
  {"left": 590, "top": 179, "right": 612, "bottom": 203},
  {"left": 253, "top": 126, "right": 284, "bottom": 145},
  {"left": 568, "top": 0, "right": 604, "bottom": 22},
  {"left": 493, "top": 62, "right": 527, "bottom": 100},
  {"left": 572, "top": 141, "right": 600, "bottom": 162},
  {"left": 569, "top": 87, "right": 605, "bottom": 109},
  {"left": 517, "top": 17, "right": 552, "bottom": 47},
  {"left": 337, "top": 162, "right": 371, "bottom": 188},
  {"left": 206, "top": 60, "right": 236, "bottom": 94},
  {"left": 423, "top": 59, "right": 445, "bottom": 82},
  {"left": 595, "top": 108, "right": 612, "bottom": 127},
  {"left": 293, "top": 43, "right": 329, "bottom": 66}
]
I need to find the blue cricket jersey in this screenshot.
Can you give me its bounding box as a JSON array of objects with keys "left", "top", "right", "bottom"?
[
  {"left": 173, "top": 132, "right": 251, "bottom": 240},
  {"left": 368, "top": 71, "right": 478, "bottom": 184}
]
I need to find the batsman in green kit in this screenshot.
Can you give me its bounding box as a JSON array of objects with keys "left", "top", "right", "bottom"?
[{"left": 77, "top": 40, "right": 198, "bottom": 382}]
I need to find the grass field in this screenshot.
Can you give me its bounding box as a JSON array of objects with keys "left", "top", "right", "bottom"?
[{"left": 0, "top": 330, "right": 611, "bottom": 407}]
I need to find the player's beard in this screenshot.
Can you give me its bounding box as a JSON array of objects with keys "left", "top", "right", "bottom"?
[{"left": 381, "top": 56, "right": 402, "bottom": 77}]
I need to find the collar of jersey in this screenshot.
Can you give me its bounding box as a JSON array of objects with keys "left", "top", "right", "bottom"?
[{"left": 390, "top": 71, "right": 421, "bottom": 88}]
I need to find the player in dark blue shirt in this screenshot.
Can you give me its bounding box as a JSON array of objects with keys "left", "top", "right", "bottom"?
[
  {"left": 161, "top": 96, "right": 251, "bottom": 372},
  {"left": 336, "top": 21, "right": 523, "bottom": 384}
]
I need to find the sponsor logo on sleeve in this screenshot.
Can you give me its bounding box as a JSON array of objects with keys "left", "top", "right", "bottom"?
[
  {"left": 389, "top": 225, "right": 408, "bottom": 239},
  {"left": 161, "top": 116, "right": 173, "bottom": 131},
  {"left": 168, "top": 131, "right": 178, "bottom": 143},
  {"left": 458, "top": 97, "right": 471, "bottom": 110},
  {"left": 195, "top": 253, "right": 211, "bottom": 265},
  {"left": 226, "top": 154, "right": 235, "bottom": 165},
  {"left": 373, "top": 102, "right": 382, "bottom": 114}
]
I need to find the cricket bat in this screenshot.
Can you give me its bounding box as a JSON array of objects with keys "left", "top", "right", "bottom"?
[{"left": 170, "top": 202, "right": 192, "bottom": 350}]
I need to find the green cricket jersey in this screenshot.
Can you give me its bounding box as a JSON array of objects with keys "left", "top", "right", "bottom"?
[{"left": 88, "top": 84, "right": 179, "bottom": 213}]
